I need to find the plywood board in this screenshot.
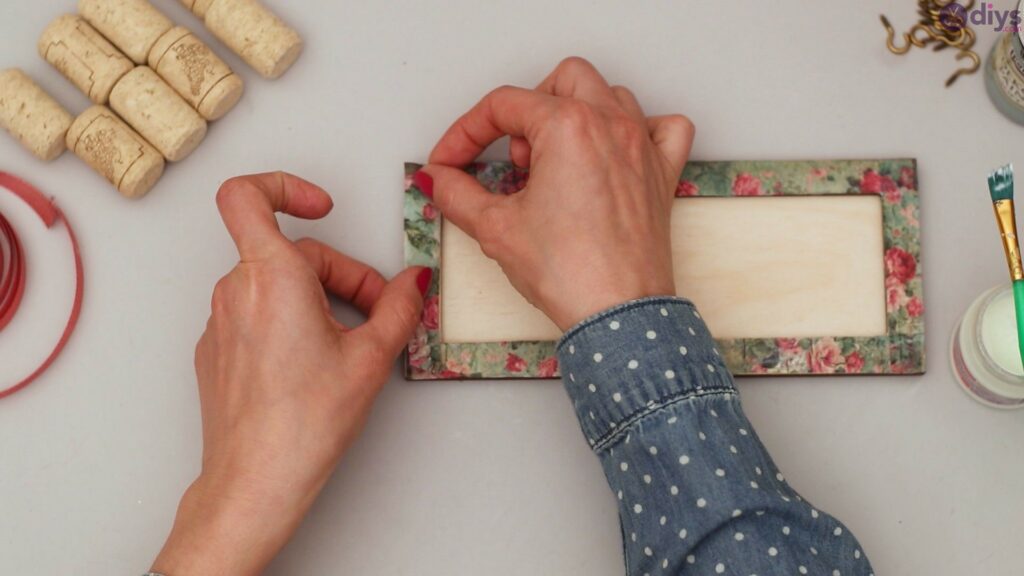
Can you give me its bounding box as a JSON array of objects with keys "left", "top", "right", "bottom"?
[{"left": 442, "top": 195, "right": 887, "bottom": 343}]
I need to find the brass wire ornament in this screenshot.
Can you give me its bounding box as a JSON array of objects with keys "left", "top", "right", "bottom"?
[{"left": 881, "top": 0, "right": 981, "bottom": 87}]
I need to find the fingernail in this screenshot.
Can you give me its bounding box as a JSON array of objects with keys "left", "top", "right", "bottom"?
[
  {"left": 412, "top": 170, "right": 434, "bottom": 200},
  {"left": 416, "top": 268, "right": 433, "bottom": 297}
]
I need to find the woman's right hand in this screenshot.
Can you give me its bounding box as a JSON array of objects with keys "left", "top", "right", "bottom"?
[{"left": 419, "top": 57, "right": 695, "bottom": 331}]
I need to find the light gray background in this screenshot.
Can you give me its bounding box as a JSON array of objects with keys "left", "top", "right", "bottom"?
[{"left": 1, "top": 1, "right": 1022, "bottom": 574}]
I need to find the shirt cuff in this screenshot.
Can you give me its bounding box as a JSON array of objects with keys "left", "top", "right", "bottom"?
[{"left": 557, "top": 297, "right": 735, "bottom": 449}]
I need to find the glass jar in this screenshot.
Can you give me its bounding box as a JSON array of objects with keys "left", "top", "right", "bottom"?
[
  {"left": 985, "top": 0, "right": 1024, "bottom": 124},
  {"left": 951, "top": 284, "right": 1024, "bottom": 408}
]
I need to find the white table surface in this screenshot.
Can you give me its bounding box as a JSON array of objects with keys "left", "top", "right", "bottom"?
[{"left": 2, "top": 1, "right": 1023, "bottom": 574}]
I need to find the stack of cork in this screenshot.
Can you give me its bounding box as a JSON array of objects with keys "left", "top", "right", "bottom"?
[{"left": 0, "top": 0, "right": 303, "bottom": 199}]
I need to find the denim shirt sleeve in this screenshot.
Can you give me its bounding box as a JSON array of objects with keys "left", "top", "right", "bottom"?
[{"left": 558, "top": 297, "right": 875, "bottom": 576}]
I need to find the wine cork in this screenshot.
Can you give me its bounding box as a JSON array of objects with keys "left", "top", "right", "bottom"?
[
  {"left": 109, "top": 67, "right": 207, "bottom": 162},
  {"left": 0, "top": 69, "right": 74, "bottom": 161},
  {"left": 38, "top": 15, "right": 134, "bottom": 104},
  {"left": 67, "top": 105, "right": 165, "bottom": 198},
  {"left": 149, "top": 26, "right": 244, "bottom": 120},
  {"left": 78, "top": 0, "right": 174, "bottom": 65},
  {"left": 182, "top": 0, "right": 303, "bottom": 80},
  {"left": 181, "top": 0, "right": 215, "bottom": 18}
]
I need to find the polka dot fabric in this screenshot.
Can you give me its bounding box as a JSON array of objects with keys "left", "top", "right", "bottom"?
[{"left": 557, "top": 298, "right": 874, "bottom": 576}]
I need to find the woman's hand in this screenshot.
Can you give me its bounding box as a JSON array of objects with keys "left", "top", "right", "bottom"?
[
  {"left": 152, "top": 172, "right": 429, "bottom": 576},
  {"left": 419, "top": 57, "right": 695, "bottom": 330}
]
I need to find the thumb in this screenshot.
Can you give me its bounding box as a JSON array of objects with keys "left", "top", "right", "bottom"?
[
  {"left": 358, "top": 266, "right": 431, "bottom": 359},
  {"left": 418, "top": 164, "right": 501, "bottom": 241}
]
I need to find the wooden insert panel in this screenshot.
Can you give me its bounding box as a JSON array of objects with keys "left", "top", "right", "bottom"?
[{"left": 441, "top": 195, "right": 886, "bottom": 343}]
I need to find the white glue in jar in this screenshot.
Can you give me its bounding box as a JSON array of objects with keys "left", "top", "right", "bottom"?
[{"left": 951, "top": 285, "right": 1024, "bottom": 408}]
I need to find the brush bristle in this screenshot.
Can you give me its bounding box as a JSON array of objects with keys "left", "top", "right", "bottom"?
[{"left": 989, "top": 164, "right": 1015, "bottom": 202}]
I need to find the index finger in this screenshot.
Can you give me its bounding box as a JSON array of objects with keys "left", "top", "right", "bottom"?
[
  {"left": 216, "top": 171, "right": 334, "bottom": 261},
  {"left": 428, "top": 85, "right": 557, "bottom": 167}
]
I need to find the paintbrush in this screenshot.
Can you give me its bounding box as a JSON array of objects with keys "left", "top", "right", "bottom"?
[{"left": 988, "top": 164, "right": 1024, "bottom": 371}]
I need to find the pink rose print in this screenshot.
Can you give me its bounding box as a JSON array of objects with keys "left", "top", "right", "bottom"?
[
  {"left": 776, "top": 338, "right": 805, "bottom": 367},
  {"left": 422, "top": 203, "right": 438, "bottom": 221},
  {"left": 444, "top": 358, "right": 470, "bottom": 377},
  {"left": 806, "top": 168, "right": 829, "bottom": 191},
  {"left": 776, "top": 338, "right": 801, "bottom": 353},
  {"left": 907, "top": 296, "right": 924, "bottom": 318},
  {"left": 505, "top": 353, "right": 527, "bottom": 373},
  {"left": 733, "top": 173, "right": 764, "bottom": 196},
  {"left": 810, "top": 337, "right": 844, "bottom": 374},
  {"left": 890, "top": 362, "right": 911, "bottom": 375},
  {"left": 844, "top": 351, "right": 865, "bottom": 373},
  {"left": 901, "top": 204, "right": 919, "bottom": 228},
  {"left": 885, "top": 247, "right": 917, "bottom": 283},
  {"left": 860, "top": 170, "right": 881, "bottom": 193},
  {"left": 898, "top": 166, "right": 916, "bottom": 189},
  {"left": 408, "top": 333, "right": 427, "bottom": 370},
  {"left": 537, "top": 357, "right": 559, "bottom": 377},
  {"left": 422, "top": 295, "right": 439, "bottom": 330},
  {"left": 886, "top": 276, "right": 909, "bottom": 313},
  {"left": 675, "top": 180, "right": 700, "bottom": 197},
  {"left": 859, "top": 169, "right": 897, "bottom": 197},
  {"left": 497, "top": 170, "right": 530, "bottom": 195}
]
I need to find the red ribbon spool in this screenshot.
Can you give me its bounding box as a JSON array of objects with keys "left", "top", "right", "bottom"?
[{"left": 0, "top": 172, "right": 84, "bottom": 399}]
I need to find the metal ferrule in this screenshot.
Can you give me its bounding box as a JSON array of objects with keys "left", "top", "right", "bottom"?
[{"left": 994, "top": 199, "right": 1024, "bottom": 281}]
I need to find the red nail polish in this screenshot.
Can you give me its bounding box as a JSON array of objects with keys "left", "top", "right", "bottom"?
[
  {"left": 416, "top": 268, "right": 433, "bottom": 297},
  {"left": 412, "top": 170, "right": 434, "bottom": 200}
]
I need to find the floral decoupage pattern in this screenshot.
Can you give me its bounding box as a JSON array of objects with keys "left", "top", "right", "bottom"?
[{"left": 405, "top": 159, "right": 924, "bottom": 380}]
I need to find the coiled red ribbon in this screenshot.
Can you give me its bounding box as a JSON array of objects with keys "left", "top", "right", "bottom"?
[{"left": 0, "top": 172, "right": 83, "bottom": 399}]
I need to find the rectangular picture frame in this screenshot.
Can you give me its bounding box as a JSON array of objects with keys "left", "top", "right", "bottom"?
[{"left": 404, "top": 159, "right": 924, "bottom": 380}]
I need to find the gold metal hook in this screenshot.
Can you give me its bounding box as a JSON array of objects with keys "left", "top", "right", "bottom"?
[
  {"left": 946, "top": 50, "right": 981, "bottom": 87},
  {"left": 881, "top": 15, "right": 913, "bottom": 54},
  {"left": 883, "top": 1, "right": 982, "bottom": 88},
  {"left": 935, "top": 27, "right": 976, "bottom": 51},
  {"left": 909, "top": 23, "right": 938, "bottom": 48}
]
